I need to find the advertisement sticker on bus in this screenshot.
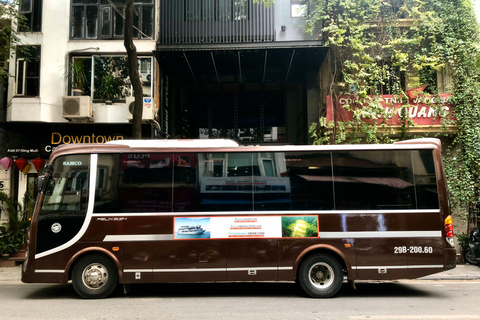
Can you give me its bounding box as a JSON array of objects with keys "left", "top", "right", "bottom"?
[{"left": 174, "top": 216, "right": 318, "bottom": 239}]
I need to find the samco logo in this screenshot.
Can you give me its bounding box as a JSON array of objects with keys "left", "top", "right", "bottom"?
[{"left": 63, "top": 161, "right": 82, "bottom": 166}]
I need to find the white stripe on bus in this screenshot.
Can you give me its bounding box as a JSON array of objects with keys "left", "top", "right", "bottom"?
[
  {"left": 32, "top": 265, "right": 442, "bottom": 275},
  {"left": 353, "top": 265, "right": 444, "bottom": 270},
  {"left": 124, "top": 267, "right": 294, "bottom": 273},
  {"left": 124, "top": 265, "right": 442, "bottom": 274},
  {"left": 320, "top": 231, "right": 442, "bottom": 239},
  {"left": 34, "top": 269, "right": 65, "bottom": 274},
  {"left": 102, "top": 230, "right": 441, "bottom": 242},
  {"left": 92, "top": 209, "right": 440, "bottom": 218},
  {"left": 104, "top": 234, "right": 174, "bottom": 242}
]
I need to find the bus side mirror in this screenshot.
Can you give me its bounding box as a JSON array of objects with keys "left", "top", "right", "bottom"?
[
  {"left": 46, "top": 179, "right": 55, "bottom": 196},
  {"left": 38, "top": 175, "right": 55, "bottom": 196},
  {"left": 38, "top": 175, "right": 46, "bottom": 191}
]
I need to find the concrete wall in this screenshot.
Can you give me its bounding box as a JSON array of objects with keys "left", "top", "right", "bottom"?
[{"left": 274, "top": 1, "right": 319, "bottom": 42}]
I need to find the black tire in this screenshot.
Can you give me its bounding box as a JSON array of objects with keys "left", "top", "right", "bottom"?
[
  {"left": 297, "top": 253, "right": 343, "bottom": 298},
  {"left": 464, "top": 249, "right": 480, "bottom": 265},
  {"left": 72, "top": 254, "right": 118, "bottom": 299}
]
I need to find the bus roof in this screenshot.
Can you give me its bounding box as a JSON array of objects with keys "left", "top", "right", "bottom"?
[{"left": 48, "top": 138, "right": 441, "bottom": 161}]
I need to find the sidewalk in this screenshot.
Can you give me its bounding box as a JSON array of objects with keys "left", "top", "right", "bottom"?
[
  {"left": 419, "top": 264, "right": 480, "bottom": 280},
  {"left": 1, "top": 264, "right": 479, "bottom": 284}
]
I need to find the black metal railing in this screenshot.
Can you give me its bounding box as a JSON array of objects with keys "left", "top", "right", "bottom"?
[{"left": 159, "top": 0, "right": 275, "bottom": 44}]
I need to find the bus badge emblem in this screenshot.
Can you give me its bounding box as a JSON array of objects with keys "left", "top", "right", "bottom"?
[{"left": 51, "top": 223, "right": 62, "bottom": 233}]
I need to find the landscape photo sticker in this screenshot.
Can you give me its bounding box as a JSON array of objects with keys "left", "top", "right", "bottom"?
[
  {"left": 281, "top": 216, "right": 318, "bottom": 238},
  {"left": 174, "top": 216, "right": 318, "bottom": 239}
]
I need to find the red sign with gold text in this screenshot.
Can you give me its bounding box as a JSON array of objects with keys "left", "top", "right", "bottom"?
[{"left": 326, "top": 94, "right": 454, "bottom": 127}]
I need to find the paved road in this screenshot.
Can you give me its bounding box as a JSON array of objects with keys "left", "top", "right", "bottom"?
[
  {"left": 0, "top": 280, "right": 480, "bottom": 320},
  {"left": 0, "top": 264, "right": 480, "bottom": 320}
]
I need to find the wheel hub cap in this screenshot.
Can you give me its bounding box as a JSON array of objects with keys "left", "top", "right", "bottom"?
[
  {"left": 309, "top": 262, "right": 334, "bottom": 288},
  {"left": 83, "top": 264, "right": 108, "bottom": 289}
]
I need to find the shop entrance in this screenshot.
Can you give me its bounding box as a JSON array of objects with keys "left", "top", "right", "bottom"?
[{"left": 155, "top": 46, "right": 327, "bottom": 144}]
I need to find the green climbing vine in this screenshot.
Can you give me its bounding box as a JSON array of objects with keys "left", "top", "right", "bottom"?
[{"left": 305, "top": 0, "right": 480, "bottom": 223}]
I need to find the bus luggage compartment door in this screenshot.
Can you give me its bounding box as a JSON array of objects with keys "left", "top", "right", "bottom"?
[{"left": 153, "top": 240, "right": 226, "bottom": 282}]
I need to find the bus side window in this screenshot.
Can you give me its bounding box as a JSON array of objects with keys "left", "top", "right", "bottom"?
[
  {"left": 39, "top": 155, "right": 91, "bottom": 214},
  {"left": 93, "top": 154, "right": 120, "bottom": 214},
  {"left": 332, "top": 150, "right": 416, "bottom": 210},
  {"left": 413, "top": 150, "right": 439, "bottom": 209},
  {"left": 284, "top": 152, "right": 334, "bottom": 210}
]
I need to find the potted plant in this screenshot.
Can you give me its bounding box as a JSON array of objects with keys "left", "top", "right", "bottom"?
[
  {"left": 96, "top": 73, "right": 124, "bottom": 105},
  {"left": 64, "top": 60, "right": 89, "bottom": 96},
  {"left": 0, "top": 191, "right": 31, "bottom": 259},
  {"left": 0, "top": 241, "right": 11, "bottom": 259}
]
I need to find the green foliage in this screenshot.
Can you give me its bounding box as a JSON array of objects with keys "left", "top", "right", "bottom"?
[
  {"left": 0, "top": 0, "right": 28, "bottom": 80},
  {"left": 94, "top": 56, "right": 129, "bottom": 100},
  {"left": 307, "top": 0, "right": 480, "bottom": 222},
  {"left": 63, "top": 59, "right": 89, "bottom": 92},
  {"left": 253, "top": 0, "right": 275, "bottom": 8},
  {"left": 456, "top": 232, "right": 470, "bottom": 254},
  {"left": 0, "top": 191, "right": 30, "bottom": 255}
]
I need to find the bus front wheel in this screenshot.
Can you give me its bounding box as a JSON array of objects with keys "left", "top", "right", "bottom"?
[
  {"left": 72, "top": 254, "right": 118, "bottom": 299},
  {"left": 298, "top": 253, "right": 343, "bottom": 298}
]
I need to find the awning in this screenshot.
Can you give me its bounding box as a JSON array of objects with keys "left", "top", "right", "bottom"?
[{"left": 154, "top": 42, "right": 328, "bottom": 86}]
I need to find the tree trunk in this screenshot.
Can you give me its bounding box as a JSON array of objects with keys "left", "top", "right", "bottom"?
[{"left": 124, "top": 0, "right": 143, "bottom": 139}]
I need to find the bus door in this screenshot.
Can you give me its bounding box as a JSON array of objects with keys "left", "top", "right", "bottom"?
[{"left": 36, "top": 155, "right": 91, "bottom": 256}]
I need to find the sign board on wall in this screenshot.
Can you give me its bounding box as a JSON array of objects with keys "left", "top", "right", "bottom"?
[
  {"left": 326, "top": 94, "right": 455, "bottom": 131},
  {"left": 0, "top": 122, "right": 152, "bottom": 158}
]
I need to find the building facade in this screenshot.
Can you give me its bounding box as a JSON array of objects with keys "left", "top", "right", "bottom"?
[
  {"left": 0, "top": 0, "right": 459, "bottom": 228},
  {"left": 0, "top": 0, "right": 330, "bottom": 214}
]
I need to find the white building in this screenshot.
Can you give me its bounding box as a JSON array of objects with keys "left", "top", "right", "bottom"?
[
  {"left": 1, "top": 0, "right": 159, "bottom": 219},
  {"left": 7, "top": 0, "right": 157, "bottom": 123}
]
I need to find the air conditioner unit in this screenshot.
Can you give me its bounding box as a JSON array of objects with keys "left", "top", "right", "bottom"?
[
  {"left": 126, "top": 97, "right": 155, "bottom": 120},
  {"left": 62, "top": 96, "right": 93, "bottom": 119},
  {"left": 141, "top": 73, "right": 151, "bottom": 84}
]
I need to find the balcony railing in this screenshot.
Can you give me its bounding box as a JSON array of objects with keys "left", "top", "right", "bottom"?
[{"left": 159, "top": 0, "right": 275, "bottom": 45}]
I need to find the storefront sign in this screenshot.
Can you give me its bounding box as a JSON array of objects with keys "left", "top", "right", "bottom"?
[
  {"left": 0, "top": 123, "right": 152, "bottom": 158},
  {"left": 326, "top": 94, "right": 454, "bottom": 128}
]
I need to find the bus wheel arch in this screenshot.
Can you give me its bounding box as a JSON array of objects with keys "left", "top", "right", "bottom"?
[{"left": 68, "top": 250, "right": 120, "bottom": 299}]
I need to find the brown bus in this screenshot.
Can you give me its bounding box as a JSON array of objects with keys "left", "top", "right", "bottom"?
[{"left": 22, "top": 138, "right": 456, "bottom": 299}]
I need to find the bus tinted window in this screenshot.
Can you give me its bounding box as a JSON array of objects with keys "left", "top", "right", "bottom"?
[
  {"left": 94, "top": 154, "right": 120, "bottom": 213},
  {"left": 333, "top": 150, "right": 415, "bottom": 210},
  {"left": 284, "top": 152, "right": 334, "bottom": 210},
  {"left": 198, "top": 153, "right": 254, "bottom": 211},
  {"left": 253, "top": 152, "right": 291, "bottom": 211},
  {"left": 94, "top": 153, "right": 174, "bottom": 213},
  {"left": 173, "top": 154, "right": 197, "bottom": 212},
  {"left": 120, "top": 153, "right": 173, "bottom": 212},
  {"left": 413, "top": 150, "right": 439, "bottom": 209},
  {"left": 332, "top": 150, "right": 438, "bottom": 210},
  {"left": 40, "top": 154, "right": 91, "bottom": 213},
  {"left": 93, "top": 149, "right": 439, "bottom": 213}
]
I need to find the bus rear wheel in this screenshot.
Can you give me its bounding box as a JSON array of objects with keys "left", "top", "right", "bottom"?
[
  {"left": 72, "top": 254, "right": 118, "bottom": 299},
  {"left": 298, "top": 253, "right": 343, "bottom": 298}
]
